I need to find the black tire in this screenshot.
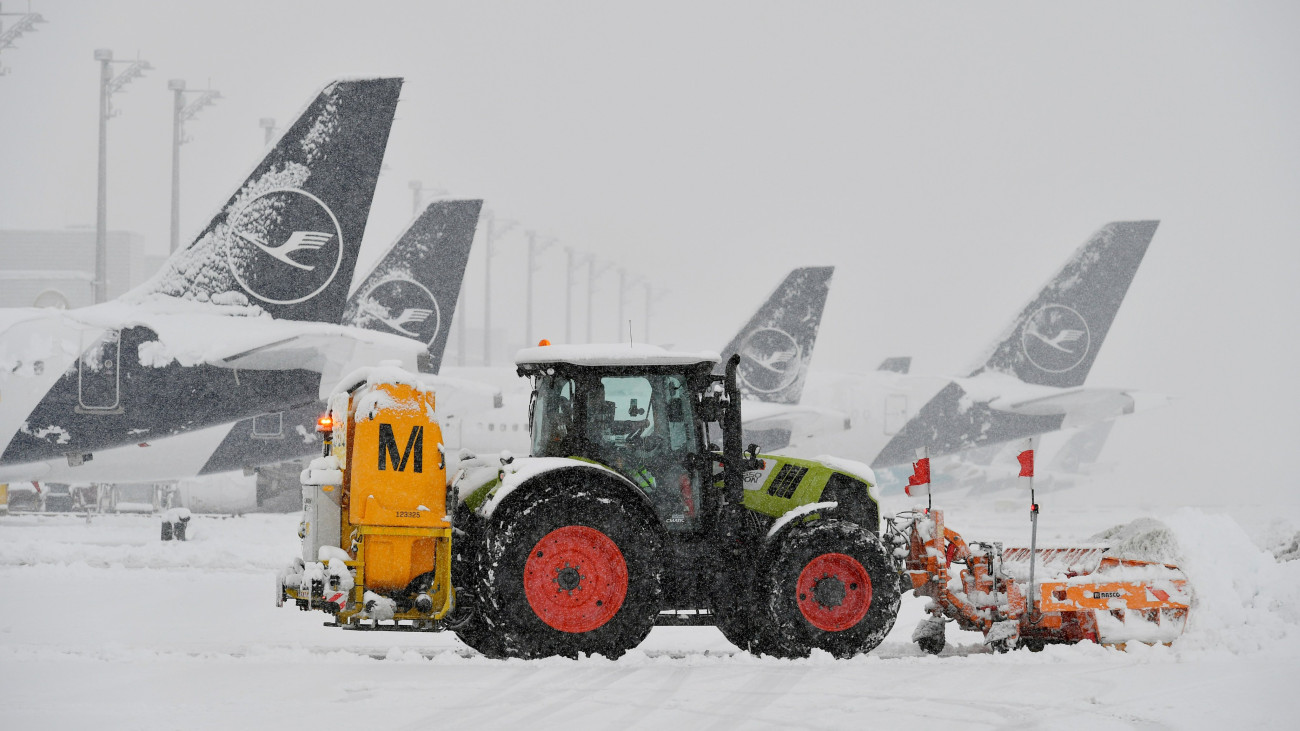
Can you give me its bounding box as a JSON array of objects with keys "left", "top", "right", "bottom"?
[
  {"left": 477, "top": 479, "right": 663, "bottom": 659},
  {"left": 917, "top": 631, "right": 946, "bottom": 655},
  {"left": 715, "top": 599, "right": 788, "bottom": 657},
  {"left": 1020, "top": 637, "right": 1046, "bottom": 652},
  {"left": 711, "top": 503, "right": 786, "bottom": 657},
  {"left": 762, "top": 519, "right": 901, "bottom": 659},
  {"left": 449, "top": 504, "right": 507, "bottom": 658}
]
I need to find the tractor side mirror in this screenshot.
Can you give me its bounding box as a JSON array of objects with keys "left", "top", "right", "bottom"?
[
  {"left": 696, "top": 395, "right": 722, "bottom": 423},
  {"left": 667, "top": 400, "right": 684, "bottom": 422},
  {"left": 628, "top": 398, "right": 644, "bottom": 417}
]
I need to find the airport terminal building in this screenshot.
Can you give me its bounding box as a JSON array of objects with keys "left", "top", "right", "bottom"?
[{"left": 0, "top": 229, "right": 162, "bottom": 308}]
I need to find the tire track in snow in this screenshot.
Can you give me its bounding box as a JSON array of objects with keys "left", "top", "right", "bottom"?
[
  {"left": 607, "top": 666, "right": 691, "bottom": 728},
  {"left": 695, "top": 664, "right": 813, "bottom": 730}
]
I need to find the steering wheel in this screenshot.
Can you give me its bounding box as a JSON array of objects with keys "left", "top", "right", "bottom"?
[{"left": 628, "top": 433, "right": 665, "bottom": 453}]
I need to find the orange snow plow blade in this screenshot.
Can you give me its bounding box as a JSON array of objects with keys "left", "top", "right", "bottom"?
[
  {"left": 889, "top": 510, "right": 1191, "bottom": 651},
  {"left": 1002, "top": 547, "right": 1190, "bottom": 645}
]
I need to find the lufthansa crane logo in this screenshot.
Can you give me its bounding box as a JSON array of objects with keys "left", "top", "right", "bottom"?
[
  {"left": 1021, "top": 304, "right": 1090, "bottom": 373},
  {"left": 738, "top": 327, "right": 803, "bottom": 394},
  {"left": 224, "top": 187, "right": 344, "bottom": 305},
  {"left": 354, "top": 278, "right": 441, "bottom": 345}
]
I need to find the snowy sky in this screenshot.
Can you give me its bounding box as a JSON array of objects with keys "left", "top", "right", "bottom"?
[{"left": 1, "top": 1, "right": 1297, "bottom": 506}]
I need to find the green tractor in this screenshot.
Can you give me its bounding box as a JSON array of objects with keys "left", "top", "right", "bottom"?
[{"left": 450, "top": 343, "right": 900, "bottom": 659}]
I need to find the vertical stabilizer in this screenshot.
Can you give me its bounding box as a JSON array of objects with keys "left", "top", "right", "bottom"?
[
  {"left": 717, "top": 266, "right": 833, "bottom": 405},
  {"left": 877, "top": 357, "right": 912, "bottom": 374},
  {"left": 967, "top": 221, "right": 1158, "bottom": 388},
  {"left": 128, "top": 78, "right": 404, "bottom": 323},
  {"left": 343, "top": 199, "right": 482, "bottom": 374}
]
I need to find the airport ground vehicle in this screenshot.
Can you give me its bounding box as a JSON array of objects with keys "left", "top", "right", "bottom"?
[
  {"left": 279, "top": 368, "right": 455, "bottom": 627},
  {"left": 278, "top": 346, "right": 1189, "bottom": 658}
]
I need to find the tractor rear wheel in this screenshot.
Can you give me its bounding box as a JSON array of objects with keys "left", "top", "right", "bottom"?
[
  {"left": 763, "top": 519, "right": 901, "bottom": 658},
  {"left": 449, "top": 504, "right": 507, "bottom": 658},
  {"left": 478, "top": 482, "right": 663, "bottom": 659}
]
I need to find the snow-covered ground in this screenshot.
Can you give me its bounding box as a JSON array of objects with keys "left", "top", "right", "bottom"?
[{"left": 3, "top": 492, "right": 1298, "bottom": 730}]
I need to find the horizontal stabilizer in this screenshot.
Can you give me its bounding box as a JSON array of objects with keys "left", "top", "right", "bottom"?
[{"left": 877, "top": 356, "right": 911, "bottom": 374}]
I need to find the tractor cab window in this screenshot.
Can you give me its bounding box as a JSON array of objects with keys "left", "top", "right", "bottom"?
[
  {"left": 531, "top": 375, "right": 575, "bottom": 457},
  {"left": 588, "top": 373, "right": 702, "bottom": 530}
]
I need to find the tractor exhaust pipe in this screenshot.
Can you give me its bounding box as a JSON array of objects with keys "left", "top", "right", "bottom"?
[{"left": 722, "top": 354, "right": 744, "bottom": 505}]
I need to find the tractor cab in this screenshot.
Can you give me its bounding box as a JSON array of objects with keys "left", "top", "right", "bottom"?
[{"left": 517, "top": 344, "right": 734, "bottom": 530}]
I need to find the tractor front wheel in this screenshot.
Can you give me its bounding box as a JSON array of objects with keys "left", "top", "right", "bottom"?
[{"left": 763, "top": 519, "right": 901, "bottom": 658}]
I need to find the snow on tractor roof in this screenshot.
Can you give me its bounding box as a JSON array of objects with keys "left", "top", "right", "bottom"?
[{"left": 515, "top": 343, "right": 720, "bottom": 368}]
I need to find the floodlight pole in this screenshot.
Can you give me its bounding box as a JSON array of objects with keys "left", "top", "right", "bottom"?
[
  {"left": 481, "top": 211, "right": 517, "bottom": 365},
  {"left": 169, "top": 79, "right": 222, "bottom": 253},
  {"left": 644, "top": 281, "right": 669, "bottom": 343},
  {"left": 169, "top": 80, "right": 184, "bottom": 254},
  {"left": 525, "top": 231, "right": 555, "bottom": 347},
  {"left": 0, "top": 4, "right": 48, "bottom": 76},
  {"left": 620, "top": 272, "right": 646, "bottom": 343},
  {"left": 95, "top": 50, "right": 111, "bottom": 303},
  {"left": 564, "top": 247, "right": 588, "bottom": 344},
  {"left": 93, "top": 49, "right": 151, "bottom": 302},
  {"left": 587, "top": 259, "right": 613, "bottom": 343}
]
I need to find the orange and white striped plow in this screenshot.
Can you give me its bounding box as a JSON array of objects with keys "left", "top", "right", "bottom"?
[
  {"left": 895, "top": 510, "right": 1191, "bottom": 650},
  {"left": 1002, "top": 547, "right": 1191, "bottom": 646}
]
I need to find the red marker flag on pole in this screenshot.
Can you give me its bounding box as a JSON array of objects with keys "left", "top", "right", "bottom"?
[
  {"left": 1017, "top": 437, "right": 1035, "bottom": 488},
  {"left": 905, "top": 446, "right": 930, "bottom": 497}
]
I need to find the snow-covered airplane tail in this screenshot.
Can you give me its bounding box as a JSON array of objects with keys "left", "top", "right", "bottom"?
[
  {"left": 717, "top": 266, "right": 834, "bottom": 405},
  {"left": 128, "top": 78, "right": 404, "bottom": 324},
  {"left": 966, "top": 221, "right": 1159, "bottom": 389},
  {"left": 342, "top": 199, "right": 481, "bottom": 374},
  {"left": 196, "top": 200, "right": 483, "bottom": 477},
  {"left": 869, "top": 222, "right": 1159, "bottom": 468}
]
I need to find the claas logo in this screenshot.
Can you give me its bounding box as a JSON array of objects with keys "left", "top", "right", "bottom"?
[{"left": 378, "top": 423, "right": 423, "bottom": 473}]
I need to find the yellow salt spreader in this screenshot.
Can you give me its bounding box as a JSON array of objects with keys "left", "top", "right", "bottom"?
[{"left": 277, "top": 368, "right": 457, "bottom": 628}]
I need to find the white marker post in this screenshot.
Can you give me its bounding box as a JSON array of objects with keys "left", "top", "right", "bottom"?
[{"left": 1018, "top": 437, "right": 1038, "bottom": 617}]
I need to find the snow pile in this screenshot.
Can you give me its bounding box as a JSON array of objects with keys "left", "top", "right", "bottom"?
[
  {"left": 1256, "top": 517, "right": 1300, "bottom": 563},
  {"left": 362, "top": 591, "right": 396, "bottom": 621},
  {"left": 1087, "top": 517, "right": 1183, "bottom": 565},
  {"left": 814, "top": 455, "right": 878, "bottom": 491},
  {"left": 766, "top": 501, "right": 838, "bottom": 539},
  {"left": 1157, "top": 509, "right": 1300, "bottom": 654},
  {"left": 478, "top": 457, "right": 621, "bottom": 517},
  {"left": 331, "top": 360, "right": 436, "bottom": 398},
  {"left": 300, "top": 455, "right": 343, "bottom": 487}
]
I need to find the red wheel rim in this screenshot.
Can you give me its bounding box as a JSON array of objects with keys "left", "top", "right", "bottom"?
[
  {"left": 796, "top": 552, "right": 872, "bottom": 632},
  {"left": 523, "top": 525, "right": 628, "bottom": 633}
]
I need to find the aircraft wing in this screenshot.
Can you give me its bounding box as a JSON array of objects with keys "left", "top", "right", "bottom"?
[
  {"left": 743, "top": 400, "right": 851, "bottom": 435},
  {"left": 420, "top": 374, "right": 504, "bottom": 415},
  {"left": 214, "top": 327, "right": 424, "bottom": 399},
  {"left": 987, "top": 387, "right": 1168, "bottom": 427}
]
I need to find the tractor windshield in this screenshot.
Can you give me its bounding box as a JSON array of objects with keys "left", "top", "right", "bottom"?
[
  {"left": 585, "top": 372, "right": 703, "bottom": 529},
  {"left": 531, "top": 375, "right": 576, "bottom": 457}
]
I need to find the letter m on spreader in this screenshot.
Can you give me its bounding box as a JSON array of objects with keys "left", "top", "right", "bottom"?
[{"left": 378, "top": 423, "right": 423, "bottom": 473}]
